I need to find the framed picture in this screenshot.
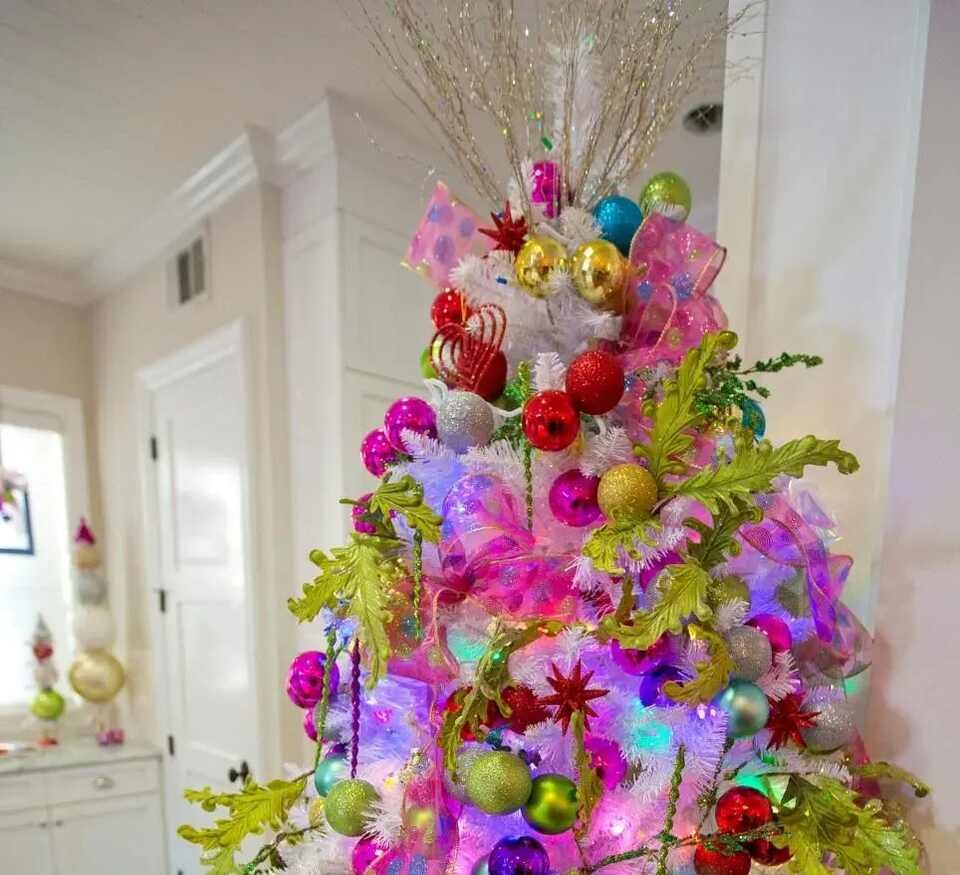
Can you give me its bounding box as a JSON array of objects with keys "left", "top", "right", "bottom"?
[{"left": 0, "top": 488, "right": 35, "bottom": 555}]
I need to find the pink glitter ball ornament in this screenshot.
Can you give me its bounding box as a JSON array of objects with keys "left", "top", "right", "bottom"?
[
  {"left": 384, "top": 396, "right": 437, "bottom": 452},
  {"left": 361, "top": 428, "right": 399, "bottom": 477},
  {"left": 286, "top": 651, "right": 340, "bottom": 709},
  {"left": 548, "top": 469, "right": 601, "bottom": 527}
]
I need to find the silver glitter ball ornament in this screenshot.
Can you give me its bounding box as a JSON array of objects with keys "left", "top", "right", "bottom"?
[
  {"left": 727, "top": 625, "right": 773, "bottom": 682},
  {"left": 436, "top": 390, "right": 495, "bottom": 452},
  {"left": 801, "top": 688, "right": 855, "bottom": 752}
]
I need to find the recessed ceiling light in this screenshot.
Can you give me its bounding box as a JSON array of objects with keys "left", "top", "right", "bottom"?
[{"left": 683, "top": 102, "right": 723, "bottom": 135}]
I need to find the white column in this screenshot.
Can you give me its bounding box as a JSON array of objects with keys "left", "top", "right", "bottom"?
[{"left": 718, "top": 0, "right": 929, "bottom": 623}]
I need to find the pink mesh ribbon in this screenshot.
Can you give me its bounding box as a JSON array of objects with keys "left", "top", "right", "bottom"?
[
  {"left": 404, "top": 182, "right": 494, "bottom": 288},
  {"left": 437, "top": 474, "right": 579, "bottom": 621},
  {"left": 620, "top": 213, "right": 727, "bottom": 368},
  {"left": 739, "top": 493, "right": 854, "bottom": 652}
]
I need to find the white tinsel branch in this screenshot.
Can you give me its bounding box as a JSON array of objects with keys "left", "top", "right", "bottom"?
[
  {"left": 757, "top": 650, "right": 801, "bottom": 701},
  {"left": 580, "top": 426, "right": 635, "bottom": 477},
  {"left": 533, "top": 351, "right": 567, "bottom": 391}
]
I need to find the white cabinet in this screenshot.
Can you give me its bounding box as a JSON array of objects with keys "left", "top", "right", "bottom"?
[{"left": 0, "top": 743, "right": 164, "bottom": 875}]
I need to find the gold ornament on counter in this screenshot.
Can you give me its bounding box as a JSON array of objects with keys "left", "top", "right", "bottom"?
[
  {"left": 597, "top": 464, "right": 658, "bottom": 519},
  {"left": 68, "top": 650, "right": 126, "bottom": 704},
  {"left": 514, "top": 235, "right": 568, "bottom": 298},
  {"left": 570, "top": 239, "right": 629, "bottom": 313}
]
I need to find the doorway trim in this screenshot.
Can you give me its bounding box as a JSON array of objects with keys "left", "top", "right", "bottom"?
[{"left": 135, "top": 319, "right": 262, "bottom": 867}]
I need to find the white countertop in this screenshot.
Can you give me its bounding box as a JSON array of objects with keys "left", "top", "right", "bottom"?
[{"left": 0, "top": 738, "right": 161, "bottom": 776}]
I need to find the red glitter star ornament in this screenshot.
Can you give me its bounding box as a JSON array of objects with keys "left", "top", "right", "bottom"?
[
  {"left": 541, "top": 659, "right": 609, "bottom": 734},
  {"left": 479, "top": 202, "right": 529, "bottom": 253},
  {"left": 766, "top": 692, "right": 820, "bottom": 749}
]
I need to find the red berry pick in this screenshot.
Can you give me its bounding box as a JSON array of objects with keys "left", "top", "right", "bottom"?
[
  {"left": 565, "top": 350, "right": 625, "bottom": 415},
  {"left": 522, "top": 390, "right": 580, "bottom": 451}
]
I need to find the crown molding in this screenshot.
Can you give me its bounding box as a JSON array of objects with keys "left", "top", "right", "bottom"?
[{"left": 0, "top": 259, "right": 88, "bottom": 307}]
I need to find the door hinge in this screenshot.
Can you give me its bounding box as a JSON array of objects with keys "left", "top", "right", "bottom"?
[
  {"left": 167, "top": 734, "right": 176, "bottom": 757},
  {"left": 150, "top": 435, "right": 159, "bottom": 460},
  {"left": 158, "top": 588, "right": 167, "bottom": 613}
]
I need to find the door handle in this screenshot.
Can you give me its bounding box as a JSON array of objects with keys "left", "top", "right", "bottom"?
[{"left": 228, "top": 760, "right": 250, "bottom": 784}]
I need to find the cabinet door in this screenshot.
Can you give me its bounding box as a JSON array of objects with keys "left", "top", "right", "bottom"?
[
  {"left": 0, "top": 808, "right": 55, "bottom": 875},
  {"left": 50, "top": 794, "right": 165, "bottom": 875}
]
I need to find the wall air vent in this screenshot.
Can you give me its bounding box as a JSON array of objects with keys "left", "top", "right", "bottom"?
[
  {"left": 168, "top": 226, "right": 210, "bottom": 308},
  {"left": 683, "top": 102, "right": 723, "bottom": 135}
]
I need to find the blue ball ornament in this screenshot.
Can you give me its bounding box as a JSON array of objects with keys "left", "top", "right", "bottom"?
[
  {"left": 487, "top": 836, "right": 550, "bottom": 875},
  {"left": 740, "top": 397, "right": 766, "bottom": 438},
  {"left": 313, "top": 753, "right": 351, "bottom": 797},
  {"left": 592, "top": 196, "right": 644, "bottom": 255},
  {"left": 716, "top": 680, "right": 770, "bottom": 739}
]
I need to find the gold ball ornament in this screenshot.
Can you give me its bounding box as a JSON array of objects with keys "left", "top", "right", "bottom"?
[
  {"left": 522, "top": 773, "right": 579, "bottom": 834},
  {"left": 465, "top": 751, "right": 532, "bottom": 814},
  {"left": 597, "top": 464, "right": 658, "bottom": 520},
  {"left": 570, "top": 239, "right": 629, "bottom": 313},
  {"left": 325, "top": 778, "right": 380, "bottom": 837},
  {"left": 68, "top": 650, "right": 125, "bottom": 704},
  {"left": 514, "top": 235, "right": 568, "bottom": 298}
]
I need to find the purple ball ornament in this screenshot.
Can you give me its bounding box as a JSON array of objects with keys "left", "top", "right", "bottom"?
[
  {"left": 548, "top": 469, "right": 602, "bottom": 527},
  {"left": 384, "top": 396, "right": 437, "bottom": 452},
  {"left": 747, "top": 613, "right": 793, "bottom": 653},
  {"left": 584, "top": 734, "right": 628, "bottom": 790},
  {"left": 610, "top": 634, "right": 673, "bottom": 677},
  {"left": 361, "top": 428, "right": 399, "bottom": 477},
  {"left": 487, "top": 836, "right": 550, "bottom": 875},
  {"left": 286, "top": 651, "right": 340, "bottom": 709},
  {"left": 638, "top": 665, "right": 685, "bottom": 707}
]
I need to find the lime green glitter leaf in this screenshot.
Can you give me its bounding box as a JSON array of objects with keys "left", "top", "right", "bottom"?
[{"left": 369, "top": 474, "right": 443, "bottom": 543}]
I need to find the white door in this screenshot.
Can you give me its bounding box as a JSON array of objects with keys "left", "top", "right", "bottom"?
[
  {"left": 144, "top": 326, "right": 260, "bottom": 875},
  {"left": 50, "top": 796, "right": 165, "bottom": 875},
  {"left": 0, "top": 808, "right": 55, "bottom": 875}
]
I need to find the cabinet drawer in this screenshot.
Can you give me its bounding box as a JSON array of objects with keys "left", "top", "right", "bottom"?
[
  {"left": 44, "top": 758, "right": 160, "bottom": 806},
  {"left": 0, "top": 770, "right": 46, "bottom": 813}
]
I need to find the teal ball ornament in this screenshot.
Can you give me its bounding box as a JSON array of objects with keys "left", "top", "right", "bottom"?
[
  {"left": 640, "top": 172, "right": 692, "bottom": 222},
  {"left": 465, "top": 751, "right": 532, "bottom": 815},
  {"left": 314, "top": 753, "right": 351, "bottom": 797},
  {"left": 716, "top": 680, "right": 770, "bottom": 738},
  {"left": 324, "top": 778, "right": 380, "bottom": 837},
  {"left": 471, "top": 857, "right": 491, "bottom": 875},
  {"left": 592, "top": 195, "right": 644, "bottom": 255},
  {"left": 522, "top": 773, "right": 579, "bottom": 834}
]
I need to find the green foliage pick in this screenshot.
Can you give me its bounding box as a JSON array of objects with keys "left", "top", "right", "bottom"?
[
  {"left": 287, "top": 534, "right": 399, "bottom": 686},
  {"left": 572, "top": 710, "right": 603, "bottom": 841},
  {"left": 178, "top": 775, "right": 308, "bottom": 872},
  {"left": 599, "top": 561, "right": 713, "bottom": 651},
  {"left": 776, "top": 776, "right": 923, "bottom": 875},
  {"left": 849, "top": 761, "right": 930, "bottom": 798},
  {"left": 665, "top": 435, "right": 859, "bottom": 514},
  {"left": 685, "top": 501, "right": 763, "bottom": 570},
  {"left": 368, "top": 474, "right": 443, "bottom": 543},
  {"left": 635, "top": 332, "right": 722, "bottom": 484},
  {"left": 663, "top": 626, "right": 733, "bottom": 704},
  {"left": 581, "top": 517, "right": 663, "bottom": 574}
]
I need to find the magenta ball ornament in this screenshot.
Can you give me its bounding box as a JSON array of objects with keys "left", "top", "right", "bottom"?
[
  {"left": 548, "top": 469, "right": 601, "bottom": 527},
  {"left": 351, "top": 836, "right": 393, "bottom": 873},
  {"left": 286, "top": 650, "right": 340, "bottom": 709},
  {"left": 384, "top": 396, "right": 437, "bottom": 452},
  {"left": 487, "top": 836, "right": 550, "bottom": 875},
  {"left": 361, "top": 428, "right": 399, "bottom": 477},
  {"left": 351, "top": 493, "right": 377, "bottom": 534},
  {"left": 747, "top": 613, "right": 793, "bottom": 653},
  {"left": 303, "top": 707, "right": 317, "bottom": 741}
]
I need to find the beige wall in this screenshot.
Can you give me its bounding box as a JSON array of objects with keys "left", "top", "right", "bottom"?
[
  {"left": 89, "top": 182, "right": 297, "bottom": 769},
  {"left": 0, "top": 285, "right": 101, "bottom": 528}
]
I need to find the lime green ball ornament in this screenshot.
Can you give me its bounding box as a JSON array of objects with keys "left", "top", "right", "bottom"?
[
  {"left": 313, "top": 753, "right": 350, "bottom": 797},
  {"left": 420, "top": 345, "right": 438, "bottom": 379},
  {"left": 522, "top": 773, "right": 579, "bottom": 834},
  {"left": 640, "top": 172, "right": 692, "bottom": 222},
  {"left": 465, "top": 751, "right": 532, "bottom": 814},
  {"left": 324, "top": 778, "right": 380, "bottom": 836},
  {"left": 31, "top": 689, "right": 65, "bottom": 721}
]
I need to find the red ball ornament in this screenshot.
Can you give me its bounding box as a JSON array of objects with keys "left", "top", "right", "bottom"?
[
  {"left": 565, "top": 350, "right": 625, "bottom": 415},
  {"left": 431, "top": 288, "right": 471, "bottom": 329},
  {"left": 715, "top": 786, "right": 774, "bottom": 834},
  {"left": 749, "top": 838, "right": 792, "bottom": 865},
  {"left": 522, "top": 390, "right": 580, "bottom": 451},
  {"left": 474, "top": 350, "right": 508, "bottom": 401},
  {"left": 693, "top": 844, "right": 752, "bottom": 875}
]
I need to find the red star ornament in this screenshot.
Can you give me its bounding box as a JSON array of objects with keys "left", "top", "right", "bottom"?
[
  {"left": 540, "top": 659, "right": 609, "bottom": 735},
  {"left": 766, "top": 692, "right": 820, "bottom": 749},
  {"left": 479, "top": 202, "right": 529, "bottom": 254}
]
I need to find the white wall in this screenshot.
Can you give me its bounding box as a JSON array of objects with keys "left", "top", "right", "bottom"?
[
  {"left": 864, "top": 0, "right": 960, "bottom": 865},
  {"left": 89, "top": 182, "right": 295, "bottom": 769}
]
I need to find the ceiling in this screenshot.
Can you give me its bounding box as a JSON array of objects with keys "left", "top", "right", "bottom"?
[{"left": 0, "top": 0, "right": 725, "bottom": 304}]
